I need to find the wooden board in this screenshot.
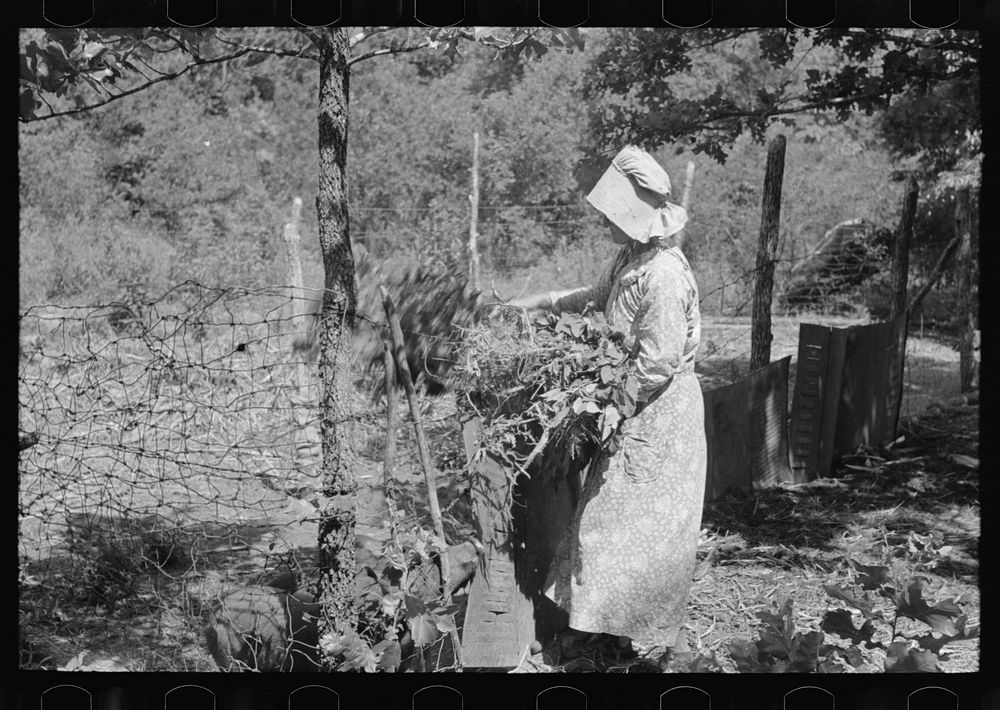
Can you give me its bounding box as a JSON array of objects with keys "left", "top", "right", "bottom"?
[
  {"left": 459, "top": 420, "right": 535, "bottom": 669},
  {"left": 703, "top": 380, "right": 752, "bottom": 502},
  {"left": 833, "top": 315, "right": 908, "bottom": 454},
  {"left": 789, "top": 316, "right": 907, "bottom": 481},
  {"left": 818, "top": 327, "right": 849, "bottom": 478},
  {"left": 789, "top": 324, "right": 833, "bottom": 482},
  {"left": 703, "top": 357, "right": 793, "bottom": 502},
  {"left": 749, "top": 356, "right": 793, "bottom": 488},
  {"left": 520, "top": 467, "right": 574, "bottom": 641}
]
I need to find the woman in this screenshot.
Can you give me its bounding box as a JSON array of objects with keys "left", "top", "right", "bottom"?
[{"left": 506, "top": 146, "right": 706, "bottom": 655}]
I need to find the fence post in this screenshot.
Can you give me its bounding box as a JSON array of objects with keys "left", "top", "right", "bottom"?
[
  {"left": 750, "top": 135, "right": 786, "bottom": 372},
  {"left": 468, "top": 131, "right": 481, "bottom": 292},
  {"left": 675, "top": 160, "right": 695, "bottom": 248},
  {"left": 955, "top": 187, "right": 979, "bottom": 392},
  {"left": 282, "top": 197, "right": 319, "bottom": 481},
  {"left": 283, "top": 197, "right": 306, "bottom": 338},
  {"left": 891, "top": 176, "right": 919, "bottom": 318}
]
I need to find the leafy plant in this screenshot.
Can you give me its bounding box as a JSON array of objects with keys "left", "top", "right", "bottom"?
[
  {"left": 728, "top": 598, "right": 830, "bottom": 672},
  {"left": 822, "top": 559, "right": 979, "bottom": 672},
  {"left": 320, "top": 524, "right": 464, "bottom": 672},
  {"left": 454, "top": 309, "right": 640, "bottom": 518}
]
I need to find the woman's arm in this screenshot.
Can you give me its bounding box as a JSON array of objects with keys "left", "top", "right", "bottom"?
[
  {"left": 632, "top": 261, "right": 692, "bottom": 398},
  {"left": 489, "top": 253, "right": 618, "bottom": 314}
]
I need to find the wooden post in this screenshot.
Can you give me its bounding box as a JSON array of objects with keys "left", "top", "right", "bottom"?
[
  {"left": 382, "top": 343, "right": 402, "bottom": 549},
  {"left": 750, "top": 135, "right": 786, "bottom": 372},
  {"left": 891, "top": 176, "right": 919, "bottom": 318},
  {"left": 955, "top": 187, "right": 979, "bottom": 392},
  {"left": 282, "top": 197, "right": 318, "bottom": 481},
  {"left": 468, "top": 131, "right": 481, "bottom": 293},
  {"left": 283, "top": 197, "right": 306, "bottom": 336},
  {"left": 675, "top": 160, "right": 695, "bottom": 248}
]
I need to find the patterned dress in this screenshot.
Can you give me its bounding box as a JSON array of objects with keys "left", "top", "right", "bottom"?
[{"left": 541, "top": 240, "right": 707, "bottom": 647}]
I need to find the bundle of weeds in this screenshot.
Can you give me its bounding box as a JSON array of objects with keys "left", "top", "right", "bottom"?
[
  {"left": 352, "top": 252, "right": 480, "bottom": 398},
  {"left": 453, "top": 308, "right": 641, "bottom": 517}
]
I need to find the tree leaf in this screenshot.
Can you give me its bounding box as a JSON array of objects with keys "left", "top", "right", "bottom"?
[
  {"left": 821, "top": 609, "right": 875, "bottom": 645},
  {"left": 824, "top": 584, "right": 881, "bottom": 619},
  {"left": 375, "top": 639, "right": 402, "bottom": 672},
  {"left": 850, "top": 559, "right": 891, "bottom": 590},
  {"left": 598, "top": 406, "right": 621, "bottom": 441},
  {"left": 728, "top": 638, "right": 767, "bottom": 672},
  {"left": 789, "top": 630, "right": 824, "bottom": 671},
  {"left": 572, "top": 398, "right": 600, "bottom": 415},
  {"left": 885, "top": 642, "right": 942, "bottom": 673}
]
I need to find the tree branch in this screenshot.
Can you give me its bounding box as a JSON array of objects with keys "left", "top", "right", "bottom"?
[
  {"left": 907, "top": 235, "right": 960, "bottom": 317},
  {"left": 19, "top": 47, "right": 251, "bottom": 123},
  {"left": 348, "top": 26, "right": 397, "bottom": 49},
  {"left": 296, "top": 26, "right": 326, "bottom": 49},
  {"left": 212, "top": 31, "right": 320, "bottom": 61},
  {"left": 701, "top": 89, "right": 891, "bottom": 128},
  {"left": 347, "top": 39, "right": 435, "bottom": 66}
]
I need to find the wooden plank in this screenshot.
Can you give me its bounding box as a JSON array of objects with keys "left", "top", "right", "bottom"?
[
  {"left": 749, "top": 356, "right": 793, "bottom": 488},
  {"left": 702, "top": 378, "right": 752, "bottom": 502},
  {"left": 703, "top": 357, "right": 793, "bottom": 501},
  {"left": 521, "top": 470, "right": 572, "bottom": 642},
  {"left": 460, "top": 419, "right": 534, "bottom": 669},
  {"left": 817, "top": 326, "right": 848, "bottom": 478},
  {"left": 833, "top": 316, "right": 909, "bottom": 455},
  {"left": 788, "top": 324, "right": 832, "bottom": 482}
]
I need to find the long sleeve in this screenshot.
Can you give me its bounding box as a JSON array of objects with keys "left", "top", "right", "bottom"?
[
  {"left": 548, "top": 259, "right": 616, "bottom": 315},
  {"left": 632, "top": 259, "right": 693, "bottom": 399}
]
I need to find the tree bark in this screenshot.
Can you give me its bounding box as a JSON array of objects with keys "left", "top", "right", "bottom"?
[
  {"left": 313, "top": 28, "right": 359, "bottom": 649},
  {"left": 750, "top": 135, "right": 786, "bottom": 373},
  {"left": 955, "top": 187, "right": 979, "bottom": 392},
  {"left": 890, "top": 176, "right": 919, "bottom": 318}
]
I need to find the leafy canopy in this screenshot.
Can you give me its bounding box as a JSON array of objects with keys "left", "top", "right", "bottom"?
[
  {"left": 583, "top": 27, "right": 979, "bottom": 174},
  {"left": 19, "top": 26, "right": 584, "bottom": 123}
]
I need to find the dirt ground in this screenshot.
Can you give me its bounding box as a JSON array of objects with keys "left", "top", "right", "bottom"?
[{"left": 18, "top": 316, "right": 975, "bottom": 673}]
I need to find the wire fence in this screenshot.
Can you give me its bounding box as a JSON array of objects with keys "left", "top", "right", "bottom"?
[{"left": 18, "top": 285, "right": 327, "bottom": 664}]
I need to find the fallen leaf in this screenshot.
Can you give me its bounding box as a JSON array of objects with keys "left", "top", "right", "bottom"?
[
  {"left": 824, "top": 585, "right": 882, "bottom": 619},
  {"left": 850, "top": 559, "right": 891, "bottom": 590},
  {"left": 821, "top": 609, "right": 875, "bottom": 645}
]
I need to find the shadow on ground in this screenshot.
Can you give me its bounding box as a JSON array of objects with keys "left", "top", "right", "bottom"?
[{"left": 700, "top": 399, "right": 978, "bottom": 575}]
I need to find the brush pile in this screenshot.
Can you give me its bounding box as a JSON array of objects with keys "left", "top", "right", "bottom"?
[
  {"left": 297, "top": 249, "right": 480, "bottom": 396},
  {"left": 453, "top": 309, "right": 641, "bottom": 511},
  {"left": 353, "top": 253, "right": 480, "bottom": 396}
]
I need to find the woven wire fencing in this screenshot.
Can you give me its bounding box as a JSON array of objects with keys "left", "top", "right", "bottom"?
[
  {"left": 18, "top": 284, "right": 332, "bottom": 665},
  {"left": 18, "top": 275, "right": 479, "bottom": 671}
]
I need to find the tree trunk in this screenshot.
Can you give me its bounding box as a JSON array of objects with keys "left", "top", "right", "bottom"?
[
  {"left": 313, "top": 28, "right": 359, "bottom": 650},
  {"left": 750, "top": 135, "right": 786, "bottom": 373},
  {"left": 890, "top": 176, "right": 919, "bottom": 318},
  {"left": 955, "top": 187, "right": 979, "bottom": 392}
]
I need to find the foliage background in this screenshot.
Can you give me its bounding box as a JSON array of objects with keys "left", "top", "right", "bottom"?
[{"left": 19, "top": 28, "right": 979, "bottom": 323}]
